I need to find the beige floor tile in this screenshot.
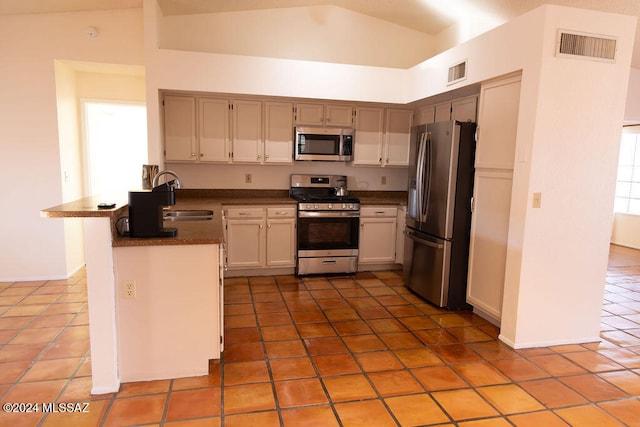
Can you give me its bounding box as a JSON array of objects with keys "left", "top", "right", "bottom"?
[
  {"left": 432, "top": 389, "right": 500, "bottom": 420},
  {"left": 477, "top": 384, "right": 544, "bottom": 414},
  {"left": 555, "top": 404, "right": 627, "bottom": 427},
  {"left": 385, "top": 394, "right": 450, "bottom": 426}
]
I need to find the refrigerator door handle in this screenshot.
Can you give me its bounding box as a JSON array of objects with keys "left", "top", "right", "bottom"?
[
  {"left": 420, "top": 134, "right": 433, "bottom": 223},
  {"left": 404, "top": 230, "right": 444, "bottom": 249},
  {"left": 415, "top": 132, "right": 426, "bottom": 222}
]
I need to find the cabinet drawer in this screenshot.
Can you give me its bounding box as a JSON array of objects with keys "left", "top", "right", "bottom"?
[
  {"left": 267, "top": 207, "right": 296, "bottom": 218},
  {"left": 360, "top": 206, "right": 398, "bottom": 217},
  {"left": 225, "top": 207, "right": 265, "bottom": 219}
]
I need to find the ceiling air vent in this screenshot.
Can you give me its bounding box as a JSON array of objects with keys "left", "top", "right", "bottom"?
[
  {"left": 557, "top": 30, "right": 617, "bottom": 62},
  {"left": 447, "top": 60, "right": 467, "bottom": 85}
]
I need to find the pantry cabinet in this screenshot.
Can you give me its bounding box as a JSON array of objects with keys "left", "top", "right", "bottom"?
[
  {"left": 466, "top": 74, "right": 521, "bottom": 325},
  {"left": 359, "top": 206, "right": 398, "bottom": 264},
  {"left": 224, "top": 206, "right": 296, "bottom": 271}
]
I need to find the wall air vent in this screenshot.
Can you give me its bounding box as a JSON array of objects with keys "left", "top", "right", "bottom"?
[
  {"left": 447, "top": 60, "right": 467, "bottom": 85},
  {"left": 557, "top": 30, "right": 617, "bottom": 62}
]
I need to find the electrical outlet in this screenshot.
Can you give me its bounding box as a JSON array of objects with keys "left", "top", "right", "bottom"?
[
  {"left": 381, "top": 176, "right": 387, "bottom": 185},
  {"left": 245, "top": 173, "right": 252, "bottom": 184},
  {"left": 123, "top": 280, "right": 136, "bottom": 299}
]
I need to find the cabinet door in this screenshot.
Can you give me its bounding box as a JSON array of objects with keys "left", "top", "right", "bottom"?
[
  {"left": 326, "top": 104, "right": 353, "bottom": 127},
  {"left": 198, "top": 98, "right": 229, "bottom": 162},
  {"left": 476, "top": 76, "right": 521, "bottom": 169},
  {"left": 452, "top": 96, "right": 478, "bottom": 122},
  {"left": 226, "top": 219, "right": 265, "bottom": 268},
  {"left": 359, "top": 217, "right": 397, "bottom": 263},
  {"left": 353, "top": 107, "right": 384, "bottom": 165},
  {"left": 384, "top": 109, "right": 413, "bottom": 166},
  {"left": 295, "top": 103, "right": 324, "bottom": 126},
  {"left": 435, "top": 102, "right": 451, "bottom": 122},
  {"left": 266, "top": 219, "right": 296, "bottom": 267},
  {"left": 231, "top": 100, "right": 262, "bottom": 163},
  {"left": 416, "top": 105, "right": 435, "bottom": 125},
  {"left": 466, "top": 171, "right": 513, "bottom": 324},
  {"left": 163, "top": 95, "right": 196, "bottom": 162},
  {"left": 264, "top": 102, "right": 293, "bottom": 164}
]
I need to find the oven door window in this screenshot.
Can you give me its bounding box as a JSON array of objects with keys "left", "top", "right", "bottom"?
[{"left": 298, "top": 216, "right": 359, "bottom": 250}]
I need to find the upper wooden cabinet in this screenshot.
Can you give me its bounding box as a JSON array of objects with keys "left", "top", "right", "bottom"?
[
  {"left": 383, "top": 108, "right": 413, "bottom": 166},
  {"left": 163, "top": 95, "right": 294, "bottom": 165},
  {"left": 419, "top": 96, "right": 478, "bottom": 125},
  {"left": 295, "top": 103, "right": 353, "bottom": 127},
  {"left": 353, "top": 107, "right": 412, "bottom": 167},
  {"left": 264, "top": 102, "right": 294, "bottom": 164},
  {"left": 353, "top": 107, "right": 384, "bottom": 166},
  {"left": 198, "top": 97, "right": 229, "bottom": 162},
  {"left": 163, "top": 95, "right": 197, "bottom": 162}
]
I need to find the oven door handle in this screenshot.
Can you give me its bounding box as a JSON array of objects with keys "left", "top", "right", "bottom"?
[{"left": 298, "top": 211, "right": 360, "bottom": 218}]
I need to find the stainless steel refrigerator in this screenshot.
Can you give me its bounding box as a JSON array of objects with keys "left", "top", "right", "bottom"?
[{"left": 403, "top": 120, "right": 477, "bottom": 310}]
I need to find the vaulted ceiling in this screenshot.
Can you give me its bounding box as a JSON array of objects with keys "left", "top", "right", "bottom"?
[{"left": 2, "top": 0, "right": 640, "bottom": 67}]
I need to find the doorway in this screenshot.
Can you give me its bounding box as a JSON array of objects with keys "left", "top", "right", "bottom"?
[{"left": 82, "top": 100, "right": 148, "bottom": 201}]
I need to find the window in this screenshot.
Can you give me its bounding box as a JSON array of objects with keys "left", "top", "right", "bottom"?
[
  {"left": 82, "top": 101, "right": 147, "bottom": 201},
  {"left": 615, "top": 126, "right": 640, "bottom": 214}
]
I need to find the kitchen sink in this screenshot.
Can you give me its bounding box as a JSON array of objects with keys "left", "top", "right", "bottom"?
[{"left": 163, "top": 209, "right": 214, "bottom": 221}]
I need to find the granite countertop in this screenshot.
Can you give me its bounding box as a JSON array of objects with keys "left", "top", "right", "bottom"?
[{"left": 42, "top": 190, "right": 407, "bottom": 248}]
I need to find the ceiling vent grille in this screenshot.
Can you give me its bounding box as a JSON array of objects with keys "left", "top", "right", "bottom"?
[
  {"left": 557, "top": 31, "right": 617, "bottom": 62},
  {"left": 448, "top": 60, "right": 467, "bottom": 85}
]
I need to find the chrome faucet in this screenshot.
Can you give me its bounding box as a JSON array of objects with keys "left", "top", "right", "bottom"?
[{"left": 152, "top": 170, "right": 182, "bottom": 189}]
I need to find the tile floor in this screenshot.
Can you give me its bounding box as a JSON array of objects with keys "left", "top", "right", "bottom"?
[{"left": 0, "top": 245, "right": 639, "bottom": 426}]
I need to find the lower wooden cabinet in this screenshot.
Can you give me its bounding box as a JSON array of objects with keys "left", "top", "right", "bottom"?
[
  {"left": 224, "top": 205, "right": 296, "bottom": 271},
  {"left": 359, "top": 206, "right": 398, "bottom": 264}
]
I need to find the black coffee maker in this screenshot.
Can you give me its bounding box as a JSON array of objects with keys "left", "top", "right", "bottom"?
[{"left": 128, "top": 181, "right": 177, "bottom": 237}]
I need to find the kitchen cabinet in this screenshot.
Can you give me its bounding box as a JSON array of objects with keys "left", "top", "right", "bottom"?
[
  {"left": 295, "top": 102, "right": 353, "bottom": 127},
  {"left": 353, "top": 107, "right": 412, "bottom": 167},
  {"left": 383, "top": 108, "right": 413, "bottom": 166},
  {"left": 353, "top": 107, "right": 384, "bottom": 165},
  {"left": 266, "top": 207, "right": 296, "bottom": 267},
  {"left": 264, "top": 101, "right": 294, "bottom": 164},
  {"left": 224, "top": 206, "right": 296, "bottom": 271},
  {"left": 163, "top": 95, "right": 197, "bottom": 162},
  {"left": 359, "top": 206, "right": 398, "bottom": 264},
  {"left": 434, "top": 96, "right": 478, "bottom": 123},
  {"left": 466, "top": 74, "right": 521, "bottom": 325},
  {"left": 231, "top": 99, "right": 263, "bottom": 163},
  {"left": 164, "top": 95, "right": 293, "bottom": 165},
  {"left": 198, "top": 97, "right": 230, "bottom": 162},
  {"left": 416, "top": 105, "right": 436, "bottom": 125}
]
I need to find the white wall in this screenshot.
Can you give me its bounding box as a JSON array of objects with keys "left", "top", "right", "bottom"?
[
  {"left": 161, "top": 5, "right": 436, "bottom": 69},
  {"left": 143, "top": 2, "right": 637, "bottom": 347},
  {"left": 0, "top": 9, "right": 144, "bottom": 280}
]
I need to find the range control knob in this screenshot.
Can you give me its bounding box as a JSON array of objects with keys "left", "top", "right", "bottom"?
[
  {"left": 342, "top": 203, "right": 347, "bottom": 209},
  {"left": 314, "top": 204, "right": 319, "bottom": 209},
  {"left": 306, "top": 204, "right": 312, "bottom": 209},
  {"left": 328, "top": 204, "right": 333, "bottom": 209},
  {"left": 348, "top": 204, "right": 354, "bottom": 209}
]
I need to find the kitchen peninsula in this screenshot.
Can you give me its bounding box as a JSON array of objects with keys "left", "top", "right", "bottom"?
[{"left": 41, "top": 195, "right": 226, "bottom": 394}]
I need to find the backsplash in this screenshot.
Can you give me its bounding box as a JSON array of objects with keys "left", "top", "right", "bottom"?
[{"left": 166, "top": 162, "right": 408, "bottom": 191}]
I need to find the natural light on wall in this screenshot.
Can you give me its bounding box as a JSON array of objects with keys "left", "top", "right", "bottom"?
[
  {"left": 421, "top": 0, "right": 505, "bottom": 44},
  {"left": 83, "top": 101, "right": 148, "bottom": 202},
  {"left": 615, "top": 126, "right": 640, "bottom": 214}
]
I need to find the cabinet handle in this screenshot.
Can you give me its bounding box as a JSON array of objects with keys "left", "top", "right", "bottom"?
[
  {"left": 257, "top": 154, "right": 262, "bottom": 160},
  {"left": 259, "top": 224, "right": 264, "bottom": 229},
  {"left": 238, "top": 212, "right": 251, "bottom": 216},
  {"left": 375, "top": 211, "right": 385, "bottom": 214},
  {"left": 275, "top": 211, "right": 288, "bottom": 216},
  {"left": 265, "top": 154, "right": 269, "bottom": 159},
  {"left": 191, "top": 152, "right": 196, "bottom": 157},
  {"left": 200, "top": 153, "right": 204, "bottom": 157},
  {"left": 267, "top": 224, "right": 271, "bottom": 228}
]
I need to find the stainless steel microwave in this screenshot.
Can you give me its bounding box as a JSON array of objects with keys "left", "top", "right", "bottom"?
[{"left": 294, "top": 127, "right": 353, "bottom": 161}]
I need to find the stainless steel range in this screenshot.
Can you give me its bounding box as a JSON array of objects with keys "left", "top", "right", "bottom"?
[{"left": 290, "top": 174, "right": 360, "bottom": 275}]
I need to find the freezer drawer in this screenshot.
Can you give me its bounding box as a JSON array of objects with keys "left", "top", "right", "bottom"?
[{"left": 402, "top": 229, "right": 451, "bottom": 307}]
